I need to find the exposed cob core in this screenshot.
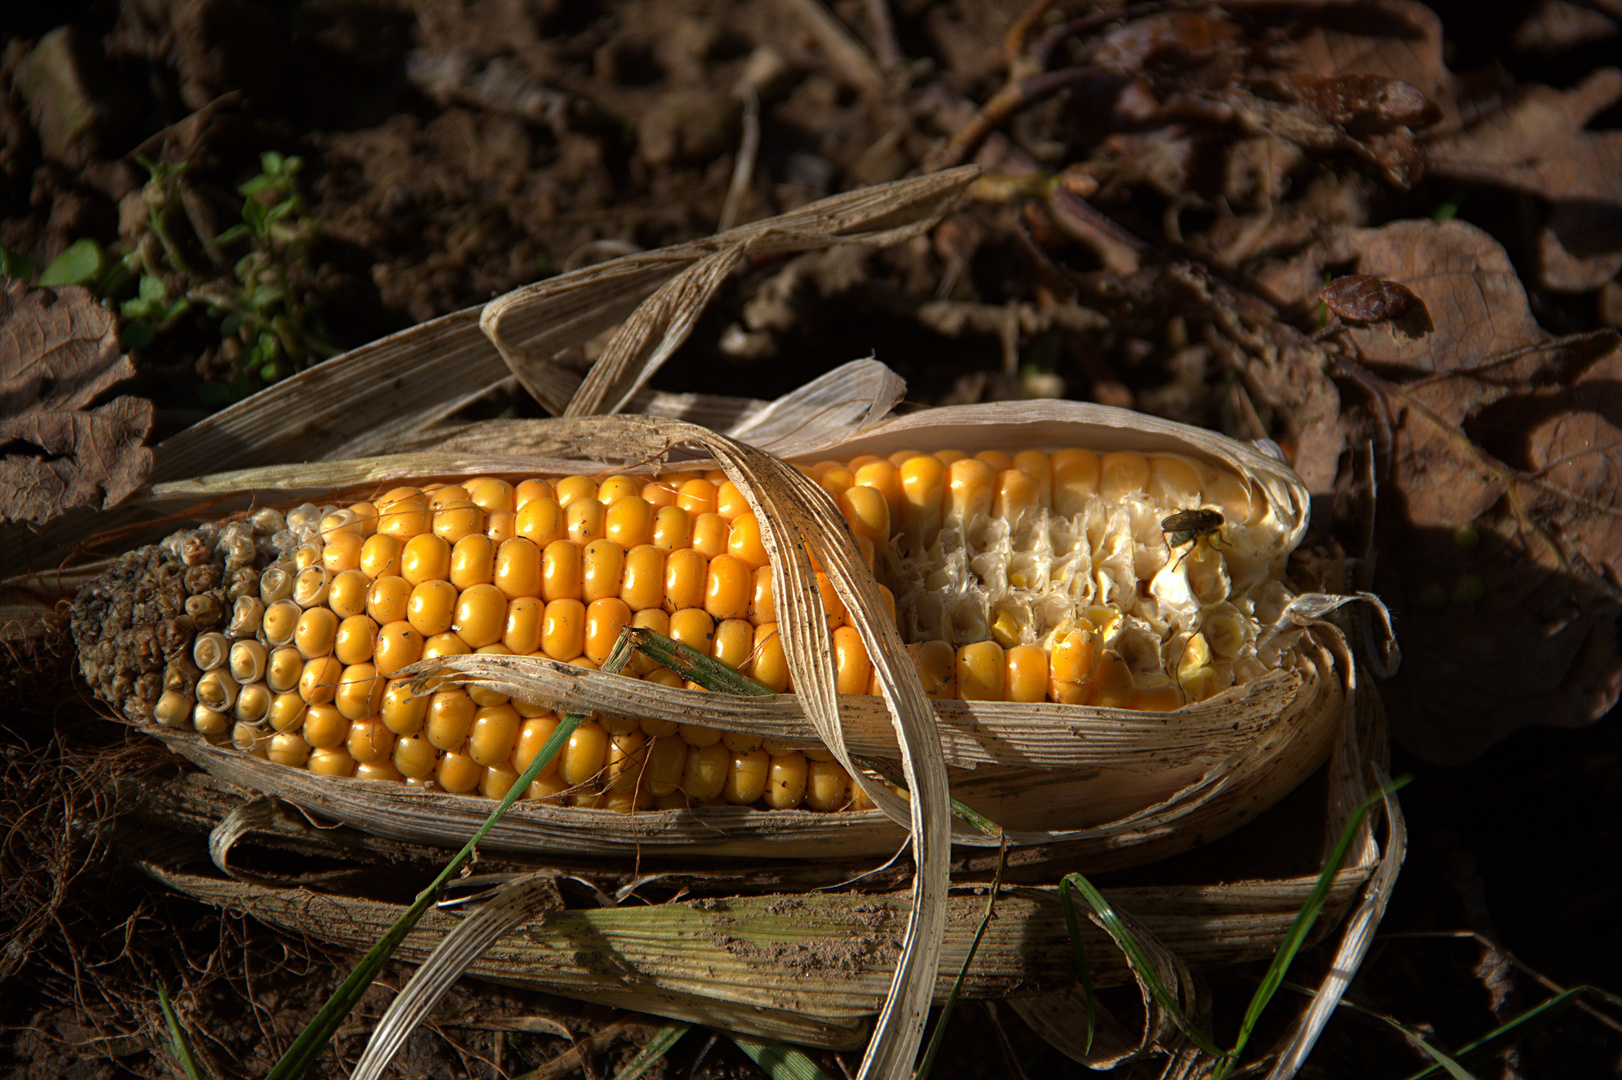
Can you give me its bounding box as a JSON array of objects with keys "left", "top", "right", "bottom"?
[{"left": 72, "top": 448, "right": 1287, "bottom": 812}]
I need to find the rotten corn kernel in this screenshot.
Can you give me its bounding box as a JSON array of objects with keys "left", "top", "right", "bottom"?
[{"left": 73, "top": 448, "right": 1274, "bottom": 810}]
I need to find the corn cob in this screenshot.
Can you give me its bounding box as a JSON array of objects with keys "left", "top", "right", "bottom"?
[{"left": 72, "top": 447, "right": 1277, "bottom": 813}]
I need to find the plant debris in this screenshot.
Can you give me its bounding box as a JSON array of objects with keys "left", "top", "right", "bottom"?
[{"left": 0, "top": 278, "right": 152, "bottom": 524}]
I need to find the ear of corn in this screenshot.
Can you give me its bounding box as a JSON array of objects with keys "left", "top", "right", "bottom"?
[{"left": 73, "top": 441, "right": 1288, "bottom": 818}]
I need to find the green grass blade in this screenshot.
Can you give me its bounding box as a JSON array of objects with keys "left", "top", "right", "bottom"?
[
  {"left": 1403, "top": 986, "right": 1595, "bottom": 1080},
  {"left": 628, "top": 626, "right": 775, "bottom": 695},
  {"left": 262, "top": 634, "right": 634, "bottom": 1080},
  {"left": 610, "top": 1022, "right": 691, "bottom": 1080},
  {"left": 1056, "top": 878, "right": 1097, "bottom": 1057},
  {"left": 157, "top": 986, "right": 203, "bottom": 1080},
  {"left": 1217, "top": 776, "right": 1412, "bottom": 1077},
  {"left": 731, "top": 1034, "right": 835, "bottom": 1080},
  {"left": 1060, "top": 873, "right": 1223, "bottom": 1058},
  {"left": 915, "top": 836, "right": 1008, "bottom": 1079}
]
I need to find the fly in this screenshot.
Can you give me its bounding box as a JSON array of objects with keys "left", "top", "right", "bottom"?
[{"left": 1162, "top": 508, "right": 1224, "bottom": 571}]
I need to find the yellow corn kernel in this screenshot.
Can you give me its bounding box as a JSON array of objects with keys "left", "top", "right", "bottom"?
[
  {"left": 1100, "top": 451, "right": 1151, "bottom": 501},
  {"left": 993, "top": 468, "right": 1040, "bottom": 525},
  {"left": 806, "top": 758, "right": 851, "bottom": 811},
  {"left": 834, "top": 625, "right": 872, "bottom": 696},
  {"left": 525, "top": 773, "right": 570, "bottom": 802},
  {"left": 704, "top": 553, "right": 751, "bottom": 621},
  {"left": 426, "top": 484, "right": 470, "bottom": 507},
  {"left": 485, "top": 510, "right": 515, "bottom": 544},
  {"left": 265, "top": 688, "right": 306, "bottom": 732},
  {"left": 347, "top": 716, "right": 395, "bottom": 765},
  {"left": 561, "top": 719, "right": 608, "bottom": 787},
  {"left": 502, "top": 596, "right": 543, "bottom": 655},
  {"left": 468, "top": 478, "right": 515, "bottom": 514},
  {"left": 514, "top": 478, "right": 554, "bottom": 509},
  {"left": 814, "top": 572, "right": 847, "bottom": 630},
  {"left": 541, "top": 598, "right": 586, "bottom": 661},
  {"left": 956, "top": 641, "right": 1004, "bottom": 701},
  {"left": 516, "top": 497, "right": 565, "bottom": 547},
  {"left": 662, "top": 549, "right": 706, "bottom": 612},
  {"left": 838, "top": 484, "right": 891, "bottom": 549},
  {"left": 262, "top": 599, "right": 301, "bottom": 646},
  {"left": 480, "top": 760, "right": 520, "bottom": 800},
  {"left": 334, "top": 614, "right": 377, "bottom": 666},
  {"left": 298, "top": 701, "right": 346, "bottom": 750},
  {"left": 1012, "top": 450, "right": 1053, "bottom": 508},
  {"left": 715, "top": 480, "right": 749, "bottom": 521},
  {"left": 1130, "top": 679, "right": 1185, "bottom": 712},
  {"left": 620, "top": 545, "right": 666, "bottom": 612},
  {"left": 322, "top": 532, "right": 363, "bottom": 574},
  {"left": 566, "top": 498, "right": 605, "bottom": 544},
  {"left": 554, "top": 475, "right": 598, "bottom": 507},
  {"left": 1048, "top": 629, "right": 1097, "bottom": 705},
  {"left": 424, "top": 689, "right": 475, "bottom": 751},
  {"left": 748, "top": 565, "right": 775, "bottom": 626},
  {"left": 597, "top": 475, "right": 641, "bottom": 505},
  {"left": 539, "top": 538, "right": 583, "bottom": 602},
  {"left": 725, "top": 748, "right": 769, "bottom": 804},
  {"left": 764, "top": 751, "right": 808, "bottom": 810},
  {"left": 299, "top": 656, "right": 343, "bottom": 705},
  {"left": 401, "top": 533, "right": 451, "bottom": 587},
  {"left": 294, "top": 605, "right": 338, "bottom": 659},
  {"left": 309, "top": 746, "right": 356, "bottom": 778},
  {"left": 452, "top": 583, "right": 506, "bottom": 648},
  {"left": 606, "top": 731, "right": 648, "bottom": 792},
  {"left": 945, "top": 458, "right": 995, "bottom": 536},
  {"left": 1052, "top": 448, "right": 1101, "bottom": 516},
  {"left": 468, "top": 703, "right": 521, "bottom": 766},
  {"left": 328, "top": 569, "right": 370, "bottom": 620},
  {"left": 747, "top": 624, "right": 790, "bottom": 693},
  {"left": 450, "top": 534, "right": 495, "bottom": 590},
  {"left": 421, "top": 630, "right": 470, "bottom": 663},
  {"left": 196, "top": 670, "right": 238, "bottom": 712},
  {"left": 644, "top": 736, "right": 687, "bottom": 795},
  {"left": 898, "top": 453, "right": 945, "bottom": 550},
  {"left": 373, "top": 621, "right": 424, "bottom": 677},
  {"left": 407, "top": 579, "right": 456, "bottom": 637},
  {"left": 585, "top": 597, "right": 631, "bottom": 665},
  {"left": 513, "top": 714, "right": 562, "bottom": 777},
  {"left": 668, "top": 607, "right": 715, "bottom": 659},
  {"left": 582, "top": 539, "right": 625, "bottom": 604},
  {"left": 268, "top": 732, "right": 312, "bottom": 768},
  {"left": 681, "top": 743, "right": 728, "bottom": 801},
  {"left": 366, "top": 575, "right": 411, "bottom": 625},
  {"left": 1005, "top": 644, "right": 1049, "bottom": 703},
  {"left": 1149, "top": 455, "right": 1203, "bottom": 507},
  {"left": 376, "top": 498, "right": 431, "bottom": 541},
  {"left": 436, "top": 748, "right": 482, "bottom": 793},
  {"left": 346, "top": 501, "right": 379, "bottom": 536},
  {"left": 703, "top": 617, "right": 749, "bottom": 672},
  {"left": 356, "top": 761, "right": 403, "bottom": 783},
  {"left": 907, "top": 640, "right": 956, "bottom": 699},
  {"left": 233, "top": 683, "right": 271, "bottom": 725},
  {"left": 1091, "top": 650, "right": 1134, "bottom": 709},
  {"left": 651, "top": 504, "right": 692, "bottom": 550},
  {"left": 228, "top": 639, "right": 267, "bottom": 685},
  {"left": 494, "top": 537, "right": 541, "bottom": 599},
  {"left": 264, "top": 646, "right": 301, "bottom": 696},
  {"left": 335, "top": 662, "right": 383, "bottom": 721},
  {"left": 605, "top": 495, "right": 654, "bottom": 549},
  {"left": 691, "top": 513, "right": 729, "bottom": 558},
  {"left": 725, "top": 513, "right": 769, "bottom": 569},
  {"left": 673, "top": 479, "right": 715, "bottom": 518}
]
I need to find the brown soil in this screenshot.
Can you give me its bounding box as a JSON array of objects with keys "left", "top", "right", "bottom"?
[{"left": 3, "top": 0, "right": 1620, "bottom": 1078}]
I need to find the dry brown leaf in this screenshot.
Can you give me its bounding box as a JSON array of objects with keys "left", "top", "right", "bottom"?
[
  {"left": 1335, "top": 222, "right": 1622, "bottom": 762},
  {"left": 0, "top": 278, "right": 152, "bottom": 525}
]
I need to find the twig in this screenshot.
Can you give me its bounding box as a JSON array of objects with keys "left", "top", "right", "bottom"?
[
  {"left": 718, "top": 88, "right": 761, "bottom": 234},
  {"left": 776, "top": 0, "right": 887, "bottom": 98}
]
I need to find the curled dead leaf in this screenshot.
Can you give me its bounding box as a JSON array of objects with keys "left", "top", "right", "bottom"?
[
  {"left": 0, "top": 278, "right": 153, "bottom": 525},
  {"left": 1319, "top": 274, "right": 1417, "bottom": 325},
  {"left": 1332, "top": 222, "right": 1622, "bottom": 762}
]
